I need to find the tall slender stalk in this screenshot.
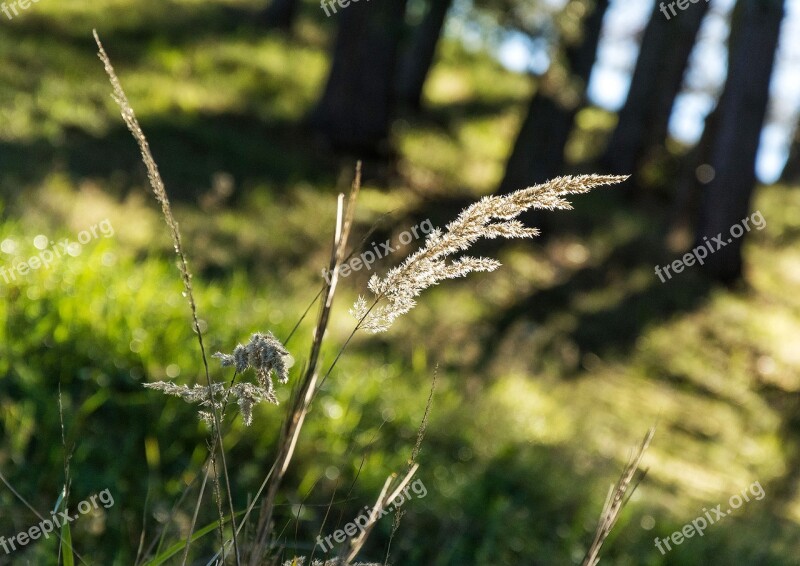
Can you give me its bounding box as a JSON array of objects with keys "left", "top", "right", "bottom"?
[
  {"left": 94, "top": 31, "right": 240, "bottom": 564},
  {"left": 248, "top": 164, "right": 362, "bottom": 564}
]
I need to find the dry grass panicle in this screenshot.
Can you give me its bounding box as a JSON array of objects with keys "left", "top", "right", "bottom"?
[{"left": 352, "top": 174, "right": 628, "bottom": 332}]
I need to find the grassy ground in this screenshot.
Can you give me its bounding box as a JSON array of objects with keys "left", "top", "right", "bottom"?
[{"left": 1, "top": 1, "right": 800, "bottom": 564}]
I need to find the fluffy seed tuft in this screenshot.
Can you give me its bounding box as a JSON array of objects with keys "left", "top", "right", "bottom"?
[{"left": 146, "top": 331, "right": 290, "bottom": 426}]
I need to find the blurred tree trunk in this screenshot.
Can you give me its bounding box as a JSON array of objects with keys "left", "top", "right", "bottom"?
[
  {"left": 498, "top": 0, "right": 610, "bottom": 194},
  {"left": 781, "top": 126, "right": 800, "bottom": 183},
  {"left": 397, "top": 0, "right": 453, "bottom": 111},
  {"left": 603, "top": 0, "right": 710, "bottom": 177},
  {"left": 310, "top": 0, "right": 409, "bottom": 153},
  {"left": 257, "top": 0, "right": 299, "bottom": 30},
  {"left": 697, "top": 0, "right": 784, "bottom": 283},
  {"left": 667, "top": 103, "right": 722, "bottom": 249}
]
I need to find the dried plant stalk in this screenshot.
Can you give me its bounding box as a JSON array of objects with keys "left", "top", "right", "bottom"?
[
  {"left": 247, "top": 165, "right": 362, "bottom": 564},
  {"left": 582, "top": 426, "right": 655, "bottom": 566},
  {"left": 93, "top": 30, "right": 240, "bottom": 564},
  {"left": 343, "top": 464, "right": 420, "bottom": 564}
]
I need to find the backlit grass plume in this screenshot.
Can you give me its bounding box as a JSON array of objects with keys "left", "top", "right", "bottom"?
[{"left": 352, "top": 174, "right": 628, "bottom": 333}]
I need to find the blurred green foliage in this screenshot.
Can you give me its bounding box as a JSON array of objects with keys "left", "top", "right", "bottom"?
[{"left": 1, "top": 1, "right": 800, "bottom": 565}]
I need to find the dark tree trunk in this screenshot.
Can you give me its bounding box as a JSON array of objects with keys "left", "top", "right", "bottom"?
[
  {"left": 310, "top": 0, "right": 409, "bottom": 153},
  {"left": 697, "top": 0, "right": 784, "bottom": 283},
  {"left": 397, "top": 0, "right": 453, "bottom": 111},
  {"left": 603, "top": 0, "right": 710, "bottom": 177},
  {"left": 667, "top": 102, "right": 722, "bottom": 248},
  {"left": 498, "top": 0, "right": 610, "bottom": 194},
  {"left": 257, "top": 0, "right": 299, "bottom": 30},
  {"left": 781, "top": 126, "right": 800, "bottom": 183}
]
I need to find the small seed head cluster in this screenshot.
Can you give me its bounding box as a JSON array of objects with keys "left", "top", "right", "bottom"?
[
  {"left": 213, "top": 331, "right": 290, "bottom": 398},
  {"left": 145, "top": 332, "right": 291, "bottom": 426}
]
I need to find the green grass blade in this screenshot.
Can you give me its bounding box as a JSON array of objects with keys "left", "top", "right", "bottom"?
[
  {"left": 142, "top": 510, "right": 244, "bottom": 566},
  {"left": 61, "top": 520, "right": 75, "bottom": 566}
]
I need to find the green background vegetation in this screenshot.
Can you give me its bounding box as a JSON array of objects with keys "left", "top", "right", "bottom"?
[{"left": 1, "top": 0, "right": 799, "bottom": 564}]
